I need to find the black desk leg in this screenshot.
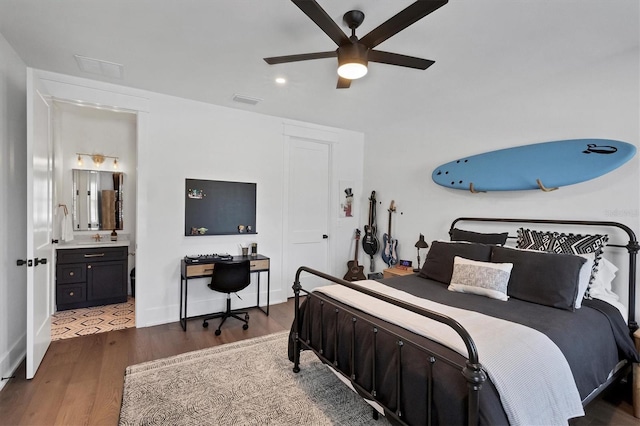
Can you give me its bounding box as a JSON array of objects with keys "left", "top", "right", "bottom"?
[
  {"left": 180, "top": 276, "right": 188, "bottom": 331},
  {"left": 256, "top": 271, "right": 270, "bottom": 316}
]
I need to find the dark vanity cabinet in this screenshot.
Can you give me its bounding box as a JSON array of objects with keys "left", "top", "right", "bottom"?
[{"left": 56, "top": 246, "right": 128, "bottom": 310}]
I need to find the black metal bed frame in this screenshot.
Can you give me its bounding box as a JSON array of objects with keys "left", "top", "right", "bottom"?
[{"left": 291, "top": 217, "right": 639, "bottom": 425}]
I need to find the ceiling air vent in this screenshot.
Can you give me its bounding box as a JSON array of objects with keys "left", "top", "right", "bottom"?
[
  {"left": 74, "top": 54, "right": 123, "bottom": 79},
  {"left": 232, "top": 94, "right": 262, "bottom": 106}
]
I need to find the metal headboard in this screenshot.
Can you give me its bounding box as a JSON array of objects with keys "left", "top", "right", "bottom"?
[{"left": 449, "top": 217, "right": 639, "bottom": 331}]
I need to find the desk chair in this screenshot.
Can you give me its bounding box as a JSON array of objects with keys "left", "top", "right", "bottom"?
[{"left": 202, "top": 260, "right": 251, "bottom": 336}]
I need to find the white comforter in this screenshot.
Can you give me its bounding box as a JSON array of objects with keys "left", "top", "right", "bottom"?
[{"left": 315, "top": 280, "right": 584, "bottom": 426}]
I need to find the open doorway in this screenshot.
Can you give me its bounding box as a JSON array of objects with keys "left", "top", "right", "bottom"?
[{"left": 49, "top": 101, "right": 137, "bottom": 340}]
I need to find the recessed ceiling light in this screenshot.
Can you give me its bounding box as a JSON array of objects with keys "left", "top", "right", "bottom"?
[{"left": 275, "top": 77, "right": 286, "bottom": 84}]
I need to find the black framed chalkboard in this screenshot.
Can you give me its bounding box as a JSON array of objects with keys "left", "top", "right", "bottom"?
[{"left": 184, "top": 179, "right": 256, "bottom": 236}]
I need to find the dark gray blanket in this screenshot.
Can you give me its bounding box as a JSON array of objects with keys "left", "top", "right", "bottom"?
[{"left": 289, "top": 274, "right": 638, "bottom": 425}]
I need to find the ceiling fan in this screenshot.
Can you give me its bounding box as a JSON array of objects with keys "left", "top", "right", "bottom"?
[{"left": 263, "top": 0, "right": 448, "bottom": 89}]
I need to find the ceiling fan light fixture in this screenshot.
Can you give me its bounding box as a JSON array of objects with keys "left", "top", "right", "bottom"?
[
  {"left": 338, "top": 61, "right": 367, "bottom": 80},
  {"left": 337, "top": 43, "right": 368, "bottom": 80}
]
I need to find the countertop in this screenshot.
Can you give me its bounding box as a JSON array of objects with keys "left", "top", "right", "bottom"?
[{"left": 56, "top": 238, "right": 130, "bottom": 250}]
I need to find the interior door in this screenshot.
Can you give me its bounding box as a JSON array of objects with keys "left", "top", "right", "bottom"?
[
  {"left": 286, "top": 138, "right": 330, "bottom": 294},
  {"left": 26, "top": 68, "right": 53, "bottom": 379}
]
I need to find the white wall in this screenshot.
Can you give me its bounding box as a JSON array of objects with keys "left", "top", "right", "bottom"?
[
  {"left": 0, "top": 34, "right": 27, "bottom": 390},
  {"left": 36, "top": 70, "right": 364, "bottom": 328},
  {"left": 363, "top": 43, "right": 640, "bottom": 320},
  {"left": 137, "top": 93, "right": 364, "bottom": 325}
]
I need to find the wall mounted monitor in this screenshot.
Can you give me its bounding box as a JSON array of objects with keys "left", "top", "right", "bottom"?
[{"left": 184, "top": 179, "right": 256, "bottom": 236}]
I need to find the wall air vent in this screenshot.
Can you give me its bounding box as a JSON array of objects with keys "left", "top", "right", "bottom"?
[{"left": 232, "top": 94, "right": 262, "bottom": 106}]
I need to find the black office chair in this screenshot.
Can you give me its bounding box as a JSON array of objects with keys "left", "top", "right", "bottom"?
[{"left": 202, "top": 260, "right": 251, "bottom": 336}]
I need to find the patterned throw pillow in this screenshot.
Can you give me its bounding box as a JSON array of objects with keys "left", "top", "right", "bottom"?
[
  {"left": 516, "top": 228, "right": 608, "bottom": 298},
  {"left": 448, "top": 256, "right": 513, "bottom": 301}
]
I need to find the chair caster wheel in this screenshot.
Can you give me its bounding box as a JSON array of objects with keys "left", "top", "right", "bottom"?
[
  {"left": 243, "top": 324, "right": 249, "bottom": 330},
  {"left": 215, "top": 329, "right": 221, "bottom": 336},
  {"left": 203, "top": 322, "right": 208, "bottom": 328}
]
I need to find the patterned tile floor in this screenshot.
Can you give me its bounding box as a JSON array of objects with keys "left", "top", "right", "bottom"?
[{"left": 51, "top": 297, "right": 135, "bottom": 341}]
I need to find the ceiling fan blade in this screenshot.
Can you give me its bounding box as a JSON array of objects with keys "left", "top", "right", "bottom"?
[
  {"left": 264, "top": 51, "right": 336, "bottom": 65},
  {"left": 360, "top": 0, "right": 448, "bottom": 49},
  {"left": 292, "top": 0, "right": 350, "bottom": 46},
  {"left": 336, "top": 76, "right": 351, "bottom": 89},
  {"left": 368, "top": 50, "right": 435, "bottom": 70}
]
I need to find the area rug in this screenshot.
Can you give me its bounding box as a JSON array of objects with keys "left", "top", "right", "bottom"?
[
  {"left": 119, "top": 331, "right": 390, "bottom": 425},
  {"left": 52, "top": 297, "right": 135, "bottom": 340}
]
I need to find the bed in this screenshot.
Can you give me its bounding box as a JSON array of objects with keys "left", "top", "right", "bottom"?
[{"left": 288, "top": 217, "right": 639, "bottom": 425}]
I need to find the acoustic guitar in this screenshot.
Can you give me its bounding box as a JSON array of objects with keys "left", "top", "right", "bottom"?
[
  {"left": 362, "top": 191, "right": 379, "bottom": 271},
  {"left": 381, "top": 200, "right": 398, "bottom": 267},
  {"left": 344, "top": 229, "right": 366, "bottom": 281}
]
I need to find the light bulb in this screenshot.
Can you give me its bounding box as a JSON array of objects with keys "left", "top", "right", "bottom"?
[
  {"left": 77, "top": 155, "right": 83, "bottom": 166},
  {"left": 337, "top": 62, "right": 368, "bottom": 80}
]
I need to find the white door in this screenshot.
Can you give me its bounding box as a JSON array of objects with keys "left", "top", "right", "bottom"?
[
  {"left": 285, "top": 138, "right": 331, "bottom": 294},
  {"left": 26, "top": 69, "right": 53, "bottom": 379}
]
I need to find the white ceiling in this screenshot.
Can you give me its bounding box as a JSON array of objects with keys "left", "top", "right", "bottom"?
[{"left": 0, "top": 0, "right": 637, "bottom": 132}]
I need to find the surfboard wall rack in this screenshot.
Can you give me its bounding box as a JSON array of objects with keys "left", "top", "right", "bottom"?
[
  {"left": 536, "top": 179, "right": 558, "bottom": 192},
  {"left": 469, "top": 183, "right": 486, "bottom": 194},
  {"left": 469, "top": 180, "right": 558, "bottom": 193}
]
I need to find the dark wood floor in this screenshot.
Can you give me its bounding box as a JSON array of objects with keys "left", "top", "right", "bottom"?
[{"left": 0, "top": 298, "right": 637, "bottom": 425}]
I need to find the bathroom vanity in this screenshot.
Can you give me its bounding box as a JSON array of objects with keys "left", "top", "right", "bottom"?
[{"left": 56, "top": 241, "right": 129, "bottom": 310}]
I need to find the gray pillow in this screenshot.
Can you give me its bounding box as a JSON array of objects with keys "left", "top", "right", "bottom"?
[
  {"left": 450, "top": 228, "right": 509, "bottom": 245},
  {"left": 419, "top": 241, "right": 493, "bottom": 284},
  {"left": 491, "top": 246, "right": 586, "bottom": 311},
  {"left": 516, "top": 228, "right": 608, "bottom": 298}
]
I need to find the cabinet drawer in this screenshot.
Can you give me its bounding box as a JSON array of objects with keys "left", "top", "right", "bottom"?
[
  {"left": 56, "top": 263, "right": 86, "bottom": 284},
  {"left": 186, "top": 264, "right": 216, "bottom": 277},
  {"left": 57, "top": 283, "right": 86, "bottom": 305},
  {"left": 250, "top": 259, "right": 269, "bottom": 271},
  {"left": 57, "top": 246, "right": 127, "bottom": 264}
]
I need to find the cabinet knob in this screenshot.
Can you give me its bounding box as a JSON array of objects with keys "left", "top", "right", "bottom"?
[
  {"left": 69, "top": 291, "right": 74, "bottom": 296},
  {"left": 87, "top": 265, "right": 92, "bottom": 269},
  {"left": 69, "top": 271, "right": 74, "bottom": 276}
]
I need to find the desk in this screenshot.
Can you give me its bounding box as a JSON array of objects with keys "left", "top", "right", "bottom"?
[{"left": 180, "top": 254, "right": 270, "bottom": 331}]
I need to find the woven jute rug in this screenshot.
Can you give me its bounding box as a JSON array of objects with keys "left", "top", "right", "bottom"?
[{"left": 119, "top": 331, "right": 390, "bottom": 425}]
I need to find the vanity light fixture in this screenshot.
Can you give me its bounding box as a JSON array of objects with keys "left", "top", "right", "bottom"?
[{"left": 76, "top": 152, "right": 119, "bottom": 168}]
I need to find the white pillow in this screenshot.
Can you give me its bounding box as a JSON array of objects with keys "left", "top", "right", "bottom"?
[
  {"left": 588, "top": 258, "right": 627, "bottom": 322},
  {"left": 448, "top": 256, "right": 513, "bottom": 301},
  {"left": 574, "top": 253, "right": 595, "bottom": 309}
]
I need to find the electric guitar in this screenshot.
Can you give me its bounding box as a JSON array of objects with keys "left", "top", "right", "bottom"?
[
  {"left": 381, "top": 200, "right": 398, "bottom": 267},
  {"left": 344, "top": 229, "right": 366, "bottom": 281},
  {"left": 362, "top": 191, "right": 379, "bottom": 272}
]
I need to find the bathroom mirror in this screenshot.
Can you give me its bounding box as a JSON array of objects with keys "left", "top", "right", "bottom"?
[{"left": 72, "top": 170, "right": 124, "bottom": 231}]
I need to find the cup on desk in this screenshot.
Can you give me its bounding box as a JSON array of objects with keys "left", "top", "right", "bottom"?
[{"left": 241, "top": 246, "right": 249, "bottom": 256}]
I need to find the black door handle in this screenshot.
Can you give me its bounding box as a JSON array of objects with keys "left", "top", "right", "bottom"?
[
  {"left": 16, "top": 259, "right": 27, "bottom": 266},
  {"left": 34, "top": 258, "right": 48, "bottom": 266},
  {"left": 322, "top": 234, "right": 328, "bottom": 239}
]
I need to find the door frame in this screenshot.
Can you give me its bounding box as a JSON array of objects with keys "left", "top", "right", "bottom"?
[
  {"left": 281, "top": 123, "right": 338, "bottom": 298},
  {"left": 31, "top": 70, "right": 149, "bottom": 329}
]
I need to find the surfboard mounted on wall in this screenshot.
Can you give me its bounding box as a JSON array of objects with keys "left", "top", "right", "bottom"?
[{"left": 431, "top": 139, "right": 636, "bottom": 193}]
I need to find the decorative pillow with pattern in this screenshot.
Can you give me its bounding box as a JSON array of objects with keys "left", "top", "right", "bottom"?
[
  {"left": 448, "top": 256, "right": 513, "bottom": 301},
  {"left": 516, "top": 228, "right": 608, "bottom": 298}
]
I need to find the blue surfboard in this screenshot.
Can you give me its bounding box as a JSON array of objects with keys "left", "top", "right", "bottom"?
[{"left": 432, "top": 139, "right": 636, "bottom": 192}]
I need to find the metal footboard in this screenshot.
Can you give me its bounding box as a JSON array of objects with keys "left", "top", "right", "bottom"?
[{"left": 291, "top": 266, "right": 486, "bottom": 426}]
